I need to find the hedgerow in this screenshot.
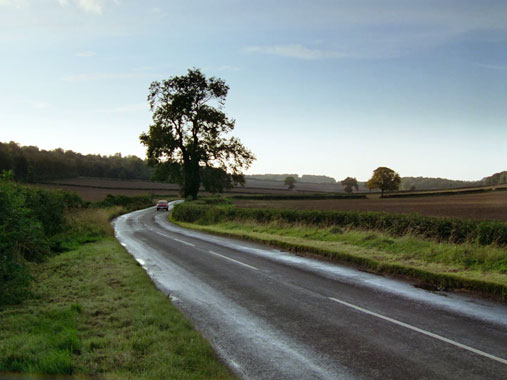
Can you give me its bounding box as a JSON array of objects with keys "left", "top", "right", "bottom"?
[
  {"left": 0, "top": 181, "right": 98, "bottom": 306},
  {"left": 172, "top": 203, "right": 507, "bottom": 247}
]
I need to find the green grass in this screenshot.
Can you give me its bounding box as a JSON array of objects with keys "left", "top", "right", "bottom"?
[
  {"left": 0, "top": 231, "right": 235, "bottom": 379},
  {"left": 170, "top": 218, "right": 507, "bottom": 299}
]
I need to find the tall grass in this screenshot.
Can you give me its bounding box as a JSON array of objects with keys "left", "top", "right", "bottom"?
[
  {"left": 0, "top": 178, "right": 152, "bottom": 307},
  {"left": 172, "top": 203, "right": 507, "bottom": 246}
]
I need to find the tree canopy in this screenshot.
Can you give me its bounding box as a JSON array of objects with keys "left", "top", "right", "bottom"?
[
  {"left": 341, "top": 177, "right": 359, "bottom": 193},
  {"left": 0, "top": 141, "right": 152, "bottom": 182},
  {"left": 140, "top": 68, "right": 255, "bottom": 199},
  {"left": 284, "top": 176, "right": 296, "bottom": 190},
  {"left": 367, "top": 167, "right": 401, "bottom": 196}
]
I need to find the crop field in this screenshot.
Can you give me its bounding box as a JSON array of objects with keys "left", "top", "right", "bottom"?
[
  {"left": 233, "top": 191, "right": 507, "bottom": 221},
  {"left": 39, "top": 177, "right": 339, "bottom": 201}
]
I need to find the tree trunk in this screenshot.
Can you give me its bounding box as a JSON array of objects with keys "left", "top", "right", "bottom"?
[{"left": 182, "top": 157, "right": 201, "bottom": 199}]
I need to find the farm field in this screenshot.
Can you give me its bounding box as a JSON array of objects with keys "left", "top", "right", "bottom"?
[
  {"left": 233, "top": 191, "right": 507, "bottom": 221},
  {"left": 39, "top": 176, "right": 342, "bottom": 201}
]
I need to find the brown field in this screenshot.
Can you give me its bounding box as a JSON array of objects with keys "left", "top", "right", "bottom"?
[
  {"left": 39, "top": 183, "right": 178, "bottom": 202},
  {"left": 233, "top": 191, "right": 507, "bottom": 221},
  {"left": 39, "top": 176, "right": 334, "bottom": 201},
  {"left": 38, "top": 177, "right": 507, "bottom": 220}
]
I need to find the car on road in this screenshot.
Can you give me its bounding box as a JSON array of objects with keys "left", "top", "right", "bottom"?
[{"left": 156, "top": 200, "right": 169, "bottom": 211}]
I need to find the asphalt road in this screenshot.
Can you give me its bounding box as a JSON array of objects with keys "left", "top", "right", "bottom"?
[{"left": 113, "top": 203, "right": 507, "bottom": 380}]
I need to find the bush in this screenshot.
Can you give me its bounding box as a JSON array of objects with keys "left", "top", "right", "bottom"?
[
  {"left": 172, "top": 203, "right": 507, "bottom": 246},
  {"left": 94, "top": 194, "right": 153, "bottom": 211}
]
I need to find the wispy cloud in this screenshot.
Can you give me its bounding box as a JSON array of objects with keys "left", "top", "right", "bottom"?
[
  {"left": 57, "top": 0, "right": 119, "bottom": 15},
  {"left": 75, "top": 51, "right": 96, "bottom": 57},
  {"left": 101, "top": 102, "right": 148, "bottom": 113},
  {"left": 244, "top": 44, "right": 349, "bottom": 60},
  {"left": 217, "top": 65, "right": 240, "bottom": 72},
  {"left": 61, "top": 72, "right": 154, "bottom": 82},
  {"left": 476, "top": 63, "right": 507, "bottom": 71},
  {"left": 26, "top": 100, "right": 52, "bottom": 109},
  {"left": 0, "top": 0, "right": 28, "bottom": 8}
]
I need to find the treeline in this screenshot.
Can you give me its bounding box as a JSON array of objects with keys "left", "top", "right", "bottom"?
[
  {"left": 248, "top": 174, "right": 337, "bottom": 184},
  {"left": 482, "top": 171, "right": 507, "bottom": 186},
  {"left": 0, "top": 141, "right": 152, "bottom": 182},
  {"left": 396, "top": 172, "right": 506, "bottom": 191}
]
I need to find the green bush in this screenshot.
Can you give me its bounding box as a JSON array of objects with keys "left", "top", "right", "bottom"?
[
  {"left": 172, "top": 203, "right": 507, "bottom": 246},
  {"left": 94, "top": 194, "right": 153, "bottom": 211},
  {"left": 0, "top": 181, "right": 90, "bottom": 306}
]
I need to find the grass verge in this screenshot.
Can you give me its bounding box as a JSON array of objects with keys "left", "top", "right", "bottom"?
[
  {"left": 170, "top": 217, "right": 507, "bottom": 300},
  {"left": 0, "top": 209, "right": 235, "bottom": 380}
]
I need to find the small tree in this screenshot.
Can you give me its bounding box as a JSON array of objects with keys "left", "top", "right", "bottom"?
[
  {"left": 284, "top": 176, "right": 296, "bottom": 190},
  {"left": 367, "top": 167, "right": 401, "bottom": 197},
  {"left": 140, "top": 68, "right": 255, "bottom": 199},
  {"left": 341, "top": 177, "right": 358, "bottom": 193}
]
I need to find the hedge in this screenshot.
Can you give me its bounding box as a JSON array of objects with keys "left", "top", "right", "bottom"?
[{"left": 172, "top": 203, "right": 507, "bottom": 246}]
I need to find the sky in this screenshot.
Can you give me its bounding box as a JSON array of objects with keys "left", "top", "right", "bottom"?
[{"left": 1, "top": 0, "right": 506, "bottom": 181}]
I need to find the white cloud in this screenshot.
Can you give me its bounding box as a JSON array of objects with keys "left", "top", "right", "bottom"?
[
  {"left": 102, "top": 102, "right": 148, "bottom": 113},
  {"left": 61, "top": 72, "right": 155, "bottom": 81},
  {"left": 476, "top": 63, "right": 507, "bottom": 71},
  {"left": 57, "top": 0, "right": 119, "bottom": 14},
  {"left": 75, "top": 51, "right": 96, "bottom": 57},
  {"left": 244, "top": 44, "right": 349, "bottom": 60},
  {"left": 26, "top": 100, "right": 52, "bottom": 109},
  {"left": 217, "top": 65, "right": 240, "bottom": 72},
  {"left": 0, "top": 0, "right": 28, "bottom": 8}
]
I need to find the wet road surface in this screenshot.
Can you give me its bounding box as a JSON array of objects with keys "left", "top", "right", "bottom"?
[{"left": 113, "top": 203, "right": 507, "bottom": 380}]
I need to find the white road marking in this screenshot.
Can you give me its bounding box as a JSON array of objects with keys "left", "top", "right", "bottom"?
[
  {"left": 173, "top": 238, "right": 195, "bottom": 247},
  {"left": 328, "top": 297, "right": 507, "bottom": 365},
  {"left": 209, "top": 251, "right": 259, "bottom": 271}
]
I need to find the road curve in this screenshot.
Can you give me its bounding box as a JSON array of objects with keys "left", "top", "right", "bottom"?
[{"left": 113, "top": 203, "right": 507, "bottom": 380}]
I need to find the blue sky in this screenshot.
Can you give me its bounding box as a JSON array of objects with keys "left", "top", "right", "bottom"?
[{"left": 1, "top": 0, "right": 506, "bottom": 181}]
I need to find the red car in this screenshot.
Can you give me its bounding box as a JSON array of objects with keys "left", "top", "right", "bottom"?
[{"left": 156, "top": 200, "right": 169, "bottom": 211}]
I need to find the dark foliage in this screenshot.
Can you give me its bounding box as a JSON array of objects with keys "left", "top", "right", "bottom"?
[
  {"left": 0, "top": 181, "right": 88, "bottom": 306},
  {"left": 94, "top": 194, "right": 154, "bottom": 211},
  {"left": 0, "top": 141, "right": 152, "bottom": 182},
  {"left": 140, "top": 68, "right": 255, "bottom": 199}
]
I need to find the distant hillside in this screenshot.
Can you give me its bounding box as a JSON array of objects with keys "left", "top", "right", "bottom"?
[
  {"left": 399, "top": 177, "right": 478, "bottom": 191},
  {"left": 482, "top": 171, "right": 507, "bottom": 186},
  {"left": 399, "top": 172, "right": 506, "bottom": 191}
]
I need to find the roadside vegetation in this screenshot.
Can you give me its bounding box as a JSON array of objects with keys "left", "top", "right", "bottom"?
[
  {"left": 0, "top": 178, "right": 234, "bottom": 379},
  {"left": 171, "top": 201, "right": 507, "bottom": 299}
]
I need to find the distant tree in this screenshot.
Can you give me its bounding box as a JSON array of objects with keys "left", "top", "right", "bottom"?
[
  {"left": 140, "top": 68, "right": 255, "bottom": 199},
  {"left": 284, "top": 176, "right": 296, "bottom": 190},
  {"left": 341, "top": 177, "right": 359, "bottom": 193},
  {"left": 367, "top": 167, "right": 401, "bottom": 197},
  {"left": 409, "top": 185, "right": 416, "bottom": 192}
]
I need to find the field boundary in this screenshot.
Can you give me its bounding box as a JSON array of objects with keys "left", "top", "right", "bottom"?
[{"left": 169, "top": 216, "right": 507, "bottom": 301}]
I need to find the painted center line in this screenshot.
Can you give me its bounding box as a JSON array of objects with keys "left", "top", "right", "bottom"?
[
  {"left": 209, "top": 250, "right": 259, "bottom": 271},
  {"left": 173, "top": 238, "right": 195, "bottom": 247},
  {"left": 328, "top": 297, "right": 507, "bottom": 365}
]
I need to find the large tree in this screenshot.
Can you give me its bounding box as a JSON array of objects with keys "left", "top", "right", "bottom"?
[
  {"left": 140, "top": 68, "right": 255, "bottom": 199},
  {"left": 367, "top": 167, "right": 401, "bottom": 197},
  {"left": 341, "top": 177, "right": 358, "bottom": 193}
]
